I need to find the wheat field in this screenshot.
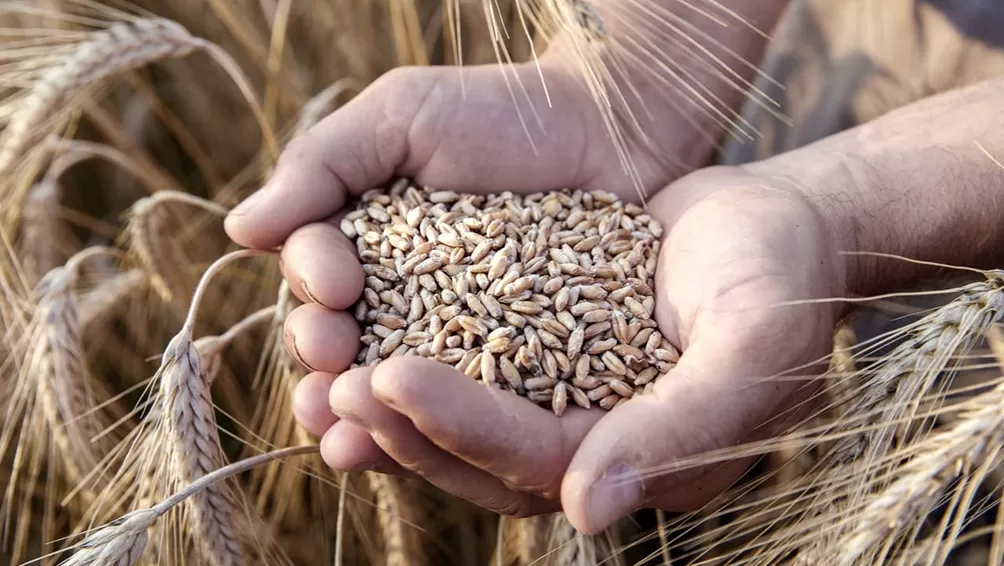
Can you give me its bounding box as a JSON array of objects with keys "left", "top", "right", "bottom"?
[{"left": 1, "top": 1, "right": 1003, "bottom": 565}]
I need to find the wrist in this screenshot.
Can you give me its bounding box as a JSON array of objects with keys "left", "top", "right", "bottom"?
[{"left": 742, "top": 77, "right": 1004, "bottom": 297}]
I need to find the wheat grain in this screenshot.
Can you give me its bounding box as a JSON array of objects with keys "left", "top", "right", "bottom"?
[{"left": 343, "top": 180, "right": 670, "bottom": 414}]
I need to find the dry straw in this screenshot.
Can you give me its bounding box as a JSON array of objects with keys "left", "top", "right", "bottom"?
[{"left": 342, "top": 179, "right": 676, "bottom": 415}]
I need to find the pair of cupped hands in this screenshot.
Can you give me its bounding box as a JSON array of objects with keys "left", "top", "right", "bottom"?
[{"left": 224, "top": 59, "right": 844, "bottom": 534}]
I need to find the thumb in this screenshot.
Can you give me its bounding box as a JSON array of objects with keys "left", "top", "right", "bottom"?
[
  {"left": 225, "top": 61, "right": 596, "bottom": 250},
  {"left": 559, "top": 317, "right": 825, "bottom": 535}
]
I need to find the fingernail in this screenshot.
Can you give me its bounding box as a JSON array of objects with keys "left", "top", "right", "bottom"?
[
  {"left": 229, "top": 187, "right": 268, "bottom": 217},
  {"left": 286, "top": 331, "right": 318, "bottom": 372},
  {"left": 586, "top": 462, "right": 642, "bottom": 532}
]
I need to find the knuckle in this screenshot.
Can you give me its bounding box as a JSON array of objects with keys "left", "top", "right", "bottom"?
[
  {"left": 501, "top": 469, "right": 561, "bottom": 501},
  {"left": 485, "top": 493, "right": 538, "bottom": 518},
  {"left": 281, "top": 132, "right": 315, "bottom": 165},
  {"left": 370, "top": 66, "right": 445, "bottom": 162}
]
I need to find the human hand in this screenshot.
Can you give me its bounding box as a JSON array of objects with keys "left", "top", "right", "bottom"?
[
  {"left": 225, "top": 54, "right": 699, "bottom": 253},
  {"left": 223, "top": 46, "right": 844, "bottom": 535},
  {"left": 272, "top": 163, "right": 846, "bottom": 534}
]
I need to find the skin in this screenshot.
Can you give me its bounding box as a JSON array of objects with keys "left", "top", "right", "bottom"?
[{"left": 225, "top": 1, "right": 1004, "bottom": 535}]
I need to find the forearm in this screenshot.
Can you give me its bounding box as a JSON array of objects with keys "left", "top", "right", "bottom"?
[
  {"left": 745, "top": 76, "right": 1004, "bottom": 296},
  {"left": 543, "top": 0, "right": 792, "bottom": 171}
]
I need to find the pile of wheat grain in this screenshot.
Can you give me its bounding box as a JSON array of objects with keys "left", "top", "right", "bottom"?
[{"left": 343, "top": 180, "right": 678, "bottom": 415}]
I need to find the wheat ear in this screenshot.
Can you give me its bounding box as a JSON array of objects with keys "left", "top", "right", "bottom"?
[
  {"left": 19, "top": 179, "right": 61, "bottom": 285},
  {"left": 55, "top": 445, "right": 317, "bottom": 566},
  {"left": 155, "top": 331, "right": 248, "bottom": 566},
  {"left": 495, "top": 513, "right": 621, "bottom": 566},
  {"left": 89, "top": 250, "right": 277, "bottom": 565},
  {"left": 638, "top": 274, "right": 1004, "bottom": 565},
  {"left": 838, "top": 373, "right": 1004, "bottom": 564},
  {"left": 78, "top": 269, "right": 147, "bottom": 330},
  {"left": 0, "top": 246, "right": 125, "bottom": 565},
  {"left": 0, "top": 17, "right": 276, "bottom": 232},
  {"left": 497, "top": 516, "right": 548, "bottom": 565},
  {"left": 365, "top": 472, "right": 424, "bottom": 566},
  {"left": 718, "top": 273, "right": 1004, "bottom": 565},
  {"left": 0, "top": 19, "right": 201, "bottom": 229},
  {"left": 123, "top": 190, "right": 229, "bottom": 312},
  {"left": 80, "top": 303, "right": 276, "bottom": 562},
  {"left": 148, "top": 250, "right": 277, "bottom": 566},
  {"left": 807, "top": 272, "right": 1004, "bottom": 557}
]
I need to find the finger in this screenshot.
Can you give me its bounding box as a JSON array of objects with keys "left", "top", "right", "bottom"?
[
  {"left": 561, "top": 310, "right": 833, "bottom": 535},
  {"left": 320, "top": 419, "right": 417, "bottom": 478},
  {"left": 279, "top": 222, "right": 364, "bottom": 310},
  {"left": 292, "top": 371, "right": 338, "bottom": 436},
  {"left": 224, "top": 63, "right": 594, "bottom": 250},
  {"left": 284, "top": 304, "right": 361, "bottom": 373},
  {"left": 370, "top": 356, "right": 600, "bottom": 499},
  {"left": 330, "top": 365, "right": 556, "bottom": 516}
]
